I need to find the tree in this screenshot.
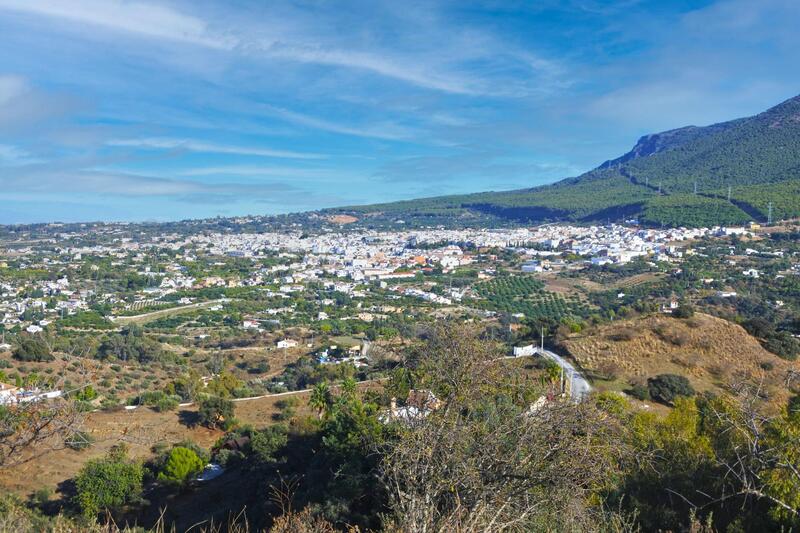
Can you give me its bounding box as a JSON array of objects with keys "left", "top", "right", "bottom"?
[
  {"left": 250, "top": 426, "right": 288, "bottom": 466},
  {"left": 197, "top": 396, "right": 234, "bottom": 429},
  {"left": 74, "top": 445, "right": 143, "bottom": 518},
  {"left": 648, "top": 373, "right": 695, "bottom": 404},
  {"left": 309, "top": 381, "right": 332, "bottom": 419},
  {"left": 0, "top": 396, "right": 82, "bottom": 467},
  {"left": 158, "top": 446, "right": 204, "bottom": 486},
  {"left": 673, "top": 304, "right": 695, "bottom": 319},
  {"left": 12, "top": 336, "right": 53, "bottom": 362},
  {"left": 380, "top": 323, "right": 626, "bottom": 532}
]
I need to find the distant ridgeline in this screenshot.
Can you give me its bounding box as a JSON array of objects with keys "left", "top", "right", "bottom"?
[{"left": 325, "top": 94, "right": 800, "bottom": 229}]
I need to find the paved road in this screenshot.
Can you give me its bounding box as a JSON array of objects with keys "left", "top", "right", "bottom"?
[{"left": 537, "top": 349, "right": 592, "bottom": 401}]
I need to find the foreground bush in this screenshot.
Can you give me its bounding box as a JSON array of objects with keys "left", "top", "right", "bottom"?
[{"left": 74, "top": 445, "right": 143, "bottom": 518}]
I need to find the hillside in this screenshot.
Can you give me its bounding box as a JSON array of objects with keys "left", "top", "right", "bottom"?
[
  {"left": 562, "top": 313, "right": 799, "bottom": 406},
  {"left": 326, "top": 94, "right": 800, "bottom": 228}
]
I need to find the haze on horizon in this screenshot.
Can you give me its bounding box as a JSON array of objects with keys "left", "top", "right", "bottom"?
[{"left": 1, "top": 0, "right": 799, "bottom": 224}]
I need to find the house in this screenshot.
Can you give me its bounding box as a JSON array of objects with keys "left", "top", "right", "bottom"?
[
  {"left": 661, "top": 299, "right": 679, "bottom": 314},
  {"left": 513, "top": 344, "right": 536, "bottom": 357},
  {"left": 276, "top": 339, "right": 298, "bottom": 349}
]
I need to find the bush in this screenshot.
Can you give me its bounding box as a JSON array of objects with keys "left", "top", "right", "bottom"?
[
  {"left": 250, "top": 426, "right": 288, "bottom": 465},
  {"left": 197, "top": 396, "right": 235, "bottom": 429},
  {"left": 627, "top": 384, "right": 650, "bottom": 401},
  {"left": 153, "top": 396, "right": 180, "bottom": 412},
  {"left": 607, "top": 328, "right": 638, "bottom": 342},
  {"left": 763, "top": 331, "right": 800, "bottom": 361},
  {"left": 157, "top": 447, "right": 204, "bottom": 486},
  {"left": 214, "top": 448, "right": 243, "bottom": 467},
  {"left": 647, "top": 374, "right": 695, "bottom": 405},
  {"left": 12, "top": 337, "right": 54, "bottom": 362},
  {"left": 74, "top": 445, "right": 143, "bottom": 517},
  {"left": 672, "top": 304, "right": 695, "bottom": 319},
  {"left": 248, "top": 361, "right": 271, "bottom": 374}
]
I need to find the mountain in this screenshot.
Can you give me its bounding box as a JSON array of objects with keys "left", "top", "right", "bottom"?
[{"left": 326, "top": 94, "right": 800, "bottom": 228}]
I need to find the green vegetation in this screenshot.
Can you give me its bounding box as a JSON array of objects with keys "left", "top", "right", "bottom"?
[
  {"left": 74, "top": 445, "right": 143, "bottom": 518},
  {"left": 12, "top": 336, "right": 53, "bottom": 362},
  {"left": 157, "top": 447, "right": 204, "bottom": 486},
  {"left": 197, "top": 396, "right": 235, "bottom": 429},
  {"left": 647, "top": 373, "right": 696, "bottom": 405},
  {"left": 473, "top": 275, "right": 585, "bottom": 320}
]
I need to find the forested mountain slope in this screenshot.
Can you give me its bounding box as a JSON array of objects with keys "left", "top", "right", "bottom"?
[{"left": 328, "top": 94, "right": 800, "bottom": 228}]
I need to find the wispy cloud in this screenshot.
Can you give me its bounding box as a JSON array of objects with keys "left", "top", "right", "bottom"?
[
  {"left": 178, "top": 165, "right": 338, "bottom": 179},
  {"left": 0, "top": 1, "right": 565, "bottom": 97},
  {"left": 0, "top": 0, "right": 234, "bottom": 49},
  {"left": 260, "top": 42, "right": 481, "bottom": 96},
  {"left": 260, "top": 104, "right": 418, "bottom": 141},
  {"left": 107, "top": 138, "right": 325, "bottom": 160},
  {"left": 0, "top": 143, "right": 40, "bottom": 165}
]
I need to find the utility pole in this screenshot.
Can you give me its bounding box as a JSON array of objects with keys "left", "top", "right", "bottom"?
[
  {"left": 768, "top": 202, "right": 773, "bottom": 225},
  {"left": 727, "top": 185, "right": 732, "bottom": 202},
  {"left": 540, "top": 326, "right": 544, "bottom": 351},
  {"left": 694, "top": 181, "right": 698, "bottom": 195},
  {"left": 658, "top": 181, "right": 662, "bottom": 194},
  {"left": 645, "top": 177, "right": 649, "bottom": 187}
]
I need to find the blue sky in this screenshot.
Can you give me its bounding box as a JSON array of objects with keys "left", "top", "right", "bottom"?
[{"left": 0, "top": 0, "right": 798, "bottom": 223}]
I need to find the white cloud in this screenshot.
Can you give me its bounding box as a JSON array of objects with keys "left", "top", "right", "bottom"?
[
  {"left": 178, "top": 165, "right": 337, "bottom": 179},
  {"left": 0, "top": 144, "right": 39, "bottom": 165},
  {"left": 260, "top": 105, "right": 418, "bottom": 141},
  {"left": 0, "top": 1, "right": 565, "bottom": 96},
  {"left": 261, "top": 42, "right": 480, "bottom": 95},
  {"left": 0, "top": 0, "right": 234, "bottom": 49},
  {"left": 107, "top": 137, "right": 325, "bottom": 160}
]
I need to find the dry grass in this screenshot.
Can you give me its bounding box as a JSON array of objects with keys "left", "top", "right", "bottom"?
[
  {"left": 0, "top": 392, "right": 309, "bottom": 498},
  {"left": 563, "top": 313, "right": 800, "bottom": 405}
]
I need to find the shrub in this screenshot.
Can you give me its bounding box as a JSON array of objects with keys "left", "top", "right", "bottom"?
[
  {"left": 197, "top": 396, "right": 235, "bottom": 429},
  {"left": 607, "top": 328, "right": 638, "bottom": 342},
  {"left": 214, "top": 448, "right": 243, "bottom": 467},
  {"left": 763, "top": 331, "right": 800, "bottom": 361},
  {"left": 594, "top": 360, "right": 621, "bottom": 381},
  {"left": 250, "top": 426, "right": 288, "bottom": 465},
  {"left": 672, "top": 304, "right": 695, "bottom": 319},
  {"left": 153, "top": 396, "right": 180, "bottom": 412},
  {"left": 74, "top": 445, "right": 143, "bottom": 517},
  {"left": 12, "top": 337, "right": 54, "bottom": 362},
  {"left": 647, "top": 374, "right": 695, "bottom": 405},
  {"left": 157, "top": 447, "right": 204, "bottom": 486},
  {"left": 248, "top": 361, "right": 271, "bottom": 374},
  {"left": 628, "top": 384, "right": 650, "bottom": 401}
]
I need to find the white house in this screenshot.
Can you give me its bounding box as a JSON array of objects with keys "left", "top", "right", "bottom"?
[{"left": 276, "top": 339, "right": 298, "bottom": 349}]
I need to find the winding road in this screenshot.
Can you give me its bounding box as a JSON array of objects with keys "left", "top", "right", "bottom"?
[{"left": 537, "top": 348, "right": 592, "bottom": 401}]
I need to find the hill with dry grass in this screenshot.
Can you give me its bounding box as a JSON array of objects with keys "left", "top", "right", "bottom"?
[{"left": 562, "top": 313, "right": 799, "bottom": 404}]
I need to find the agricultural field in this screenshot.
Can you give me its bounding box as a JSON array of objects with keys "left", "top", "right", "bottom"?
[{"left": 472, "top": 275, "right": 587, "bottom": 320}]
